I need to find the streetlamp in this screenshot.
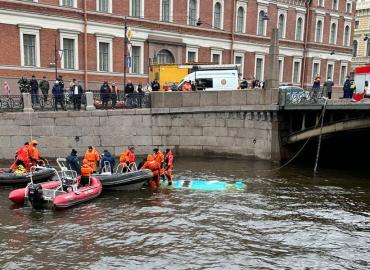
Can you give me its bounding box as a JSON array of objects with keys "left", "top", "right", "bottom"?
[{"left": 54, "top": 39, "right": 63, "bottom": 80}]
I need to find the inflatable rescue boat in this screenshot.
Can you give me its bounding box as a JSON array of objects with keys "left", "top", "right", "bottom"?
[{"left": 0, "top": 167, "right": 55, "bottom": 186}]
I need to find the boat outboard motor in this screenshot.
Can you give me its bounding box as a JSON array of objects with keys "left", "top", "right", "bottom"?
[{"left": 28, "top": 183, "right": 44, "bottom": 208}]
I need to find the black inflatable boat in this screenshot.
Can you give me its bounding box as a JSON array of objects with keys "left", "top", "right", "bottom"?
[
  {"left": 94, "top": 169, "right": 153, "bottom": 190},
  {"left": 0, "top": 167, "right": 55, "bottom": 186}
]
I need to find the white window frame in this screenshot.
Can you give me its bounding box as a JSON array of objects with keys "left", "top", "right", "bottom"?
[
  {"left": 254, "top": 54, "right": 265, "bottom": 81},
  {"left": 235, "top": 0, "right": 247, "bottom": 33},
  {"left": 59, "top": 0, "right": 77, "bottom": 8},
  {"left": 160, "top": 0, "right": 173, "bottom": 22},
  {"left": 19, "top": 25, "right": 41, "bottom": 67},
  {"left": 315, "top": 16, "right": 324, "bottom": 43},
  {"left": 329, "top": 19, "right": 338, "bottom": 45},
  {"left": 343, "top": 22, "right": 351, "bottom": 47},
  {"left": 317, "top": 0, "right": 324, "bottom": 7},
  {"left": 96, "top": 0, "right": 112, "bottom": 13},
  {"left": 346, "top": 0, "right": 352, "bottom": 13},
  {"left": 96, "top": 35, "right": 113, "bottom": 72},
  {"left": 292, "top": 58, "right": 302, "bottom": 85},
  {"left": 277, "top": 8, "right": 287, "bottom": 39},
  {"left": 278, "top": 56, "right": 284, "bottom": 83},
  {"left": 295, "top": 14, "right": 305, "bottom": 41},
  {"left": 212, "top": 0, "right": 224, "bottom": 30},
  {"left": 312, "top": 59, "right": 321, "bottom": 81},
  {"left": 234, "top": 51, "right": 244, "bottom": 77},
  {"left": 332, "top": 0, "right": 338, "bottom": 10},
  {"left": 211, "top": 48, "right": 223, "bottom": 64},
  {"left": 186, "top": 47, "right": 198, "bottom": 63},
  {"left": 257, "top": 5, "right": 268, "bottom": 36},
  {"left": 129, "top": 0, "right": 144, "bottom": 18},
  {"left": 339, "top": 63, "right": 348, "bottom": 85},
  {"left": 60, "top": 31, "right": 79, "bottom": 70},
  {"left": 326, "top": 61, "right": 335, "bottom": 81},
  {"left": 187, "top": 0, "right": 200, "bottom": 26},
  {"left": 130, "top": 40, "right": 144, "bottom": 74}
]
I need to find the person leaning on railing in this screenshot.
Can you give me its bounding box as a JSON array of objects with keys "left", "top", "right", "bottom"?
[{"left": 52, "top": 80, "right": 66, "bottom": 111}]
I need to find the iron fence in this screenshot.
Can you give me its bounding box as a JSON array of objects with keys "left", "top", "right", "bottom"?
[
  {"left": 91, "top": 91, "right": 150, "bottom": 109},
  {"left": 30, "top": 94, "right": 87, "bottom": 111},
  {"left": 0, "top": 95, "right": 24, "bottom": 112}
]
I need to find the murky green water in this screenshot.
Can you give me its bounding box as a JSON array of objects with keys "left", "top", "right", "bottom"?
[{"left": 1, "top": 158, "right": 369, "bottom": 269}]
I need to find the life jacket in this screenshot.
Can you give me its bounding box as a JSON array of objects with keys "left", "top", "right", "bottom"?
[
  {"left": 81, "top": 164, "right": 92, "bottom": 176},
  {"left": 119, "top": 150, "right": 129, "bottom": 163},
  {"left": 84, "top": 148, "right": 100, "bottom": 171},
  {"left": 16, "top": 145, "right": 30, "bottom": 164},
  {"left": 165, "top": 151, "right": 174, "bottom": 168},
  {"left": 29, "top": 145, "right": 40, "bottom": 161},
  {"left": 142, "top": 155, "right": 160, "bottom": 176},
  {"left": 154, "top": 151, "right": 164, "bottom": 165}
]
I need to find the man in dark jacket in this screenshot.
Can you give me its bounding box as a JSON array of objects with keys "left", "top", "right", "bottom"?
[
  {"left": 39, "top": 76, "right": 50, "bottom": 102},
  {"left": 124, "top": 80, "right": 135, "bottom": 94},
  {"left": 100, "top": 150, "right": 115, "bottom": 173},
  {"left": 52, "top": 80, "right": 65, "bottom": 111},
  {"left": 343, "top": 76, "right": 351, "bottom": 98},
  {"left": 323, "top": 77, "right": 334, "bottom": 99},
  {"left": 240, "top": 78, "right": 248, "bottom": 89},
  {"left": 70, "top": 79, "right": 84, "bottom": 110},
  {"left": 30, "top": 75, "right": 39, "bottom": 104},
  {"left": 66, "top": 149, "right": 81, "bottom": 175},
  {"left": 18, "top": 77, "right": 30, "bottom": 93},
  {"left": 100, "top": 81, "right": 110, "bottom": 109},
  {"left": 151, "top": 79, "right": 160, "bottom": 91}
]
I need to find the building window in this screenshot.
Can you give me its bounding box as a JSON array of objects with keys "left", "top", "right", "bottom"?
[
  {"left": 157, "top": 49, "right": 175, "bottom": 64},
  {"left": 367, "top": 39, "right": 370, "bottom": 56},
  {"left": 257, "top": 10, "right": 266, "bottom": 36},
  {"left": 255, "top": 57, "right": 264, "bottom": 81},
  {"left": 343, "top": 25, "right": 350, "bottom": 47},
  {"left": 330, "top": 23, "right": 337, "bottom": 44},
  {"left": 212, "top": 54, "right": 220, "bottom": 64},
  {"left": 296, "top": 17, "right": 303, "bottom": 41},
  {"left": 278, "top": 14, "right": 285, "bottom": 39},
  {"left": 63, "top": 38, "right": 75, "bottom": 69},
  {"left": 352, "top": 40, "right": 358, "bottom": 57},
  {"left": 131, "top": 0, "right": 141, "bottom": 18},
  {"left": 235, "top": 54, "right": 244, "bottom": 77},
  {"left": 188, "top": 51, "right": 196, "bottom": 63},
  {"left": 131, "top": 46, "right": 141, "bottom": 74},
  {"left": 327, "top": 63, "right": 334, "bottom": 80},
  {"left": 61, "top": 0, "right": 74, "bottom": 7},
  {"left": 188, "top": 0, "right": 198, "bottom": 26},
  {"left": 161, "top": 0, "right": 170, "bottom": 22},
  {"left": 315, "top": 20, "right": 323, "bottom": 42},
  {"left": 236, "top": 6, "right": 244, "bottom": 33},
  {"left": 332, "top": 0, "right": 338, "bottom": 10},
  {"left": 213, "top": 2, "right": 222, "bottom": 29},
  {"left": 97, "top": 0, "right": 110, "bottom": 12},
  {"left": 318, "top": 0, "right": 324, "bottom": 7},
  {"left": 99, "top": 42, "right": 109, "bottom": 72},
  {"left": 355, "top": 20, "right": 359, "bottom": 29},
  {"left": 313, "top": 61, "right": 320, "bottom": 79},
  {"left": 340, "top": 65, "right": 347, "bottom": 85},
  {"left": 23, "top": 34, "right": 36, "bottom": 66},
  {"left": 346, "top": 2, "right": 352, "bottom": 13},
  {"left": 278, "top": 58, "right": 284, "bottom": 83},
  {"left": 293, "top": 61, "right": 301, "bottom": 84}
]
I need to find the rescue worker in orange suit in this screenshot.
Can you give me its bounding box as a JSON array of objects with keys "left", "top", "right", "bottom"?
[
  {"left": 10, "top": 142, "right": 30, "bottom": 172},
  {"left": 141, "top": 154, "right": 161, "bottom": 191},
  {"left": 28, "top": 140, "right": 45, "bottom": 167},
  {"left": 80, "top": 159, "right": 93, "bottom": 186},
  {"left": 84, "top": 146, "right": 100, "bottom": 173},
  {"left": 119, "top": 146, "right": 136, "bottom": 171},
  {"left": 153, "top": 148, "right": 165, "bottom": 181},
  {"left": 165, "top": 148, "right": 174, "bottom": 185}
]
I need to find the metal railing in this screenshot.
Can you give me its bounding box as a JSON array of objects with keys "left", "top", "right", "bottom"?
[
  {"left": 91, "top": 91, "right": 150, "bottom": 109},
  {"left": 30, "top": 94, "right": 87, "bottom": 111},
  {"left": 0, "top": 95, "right": 24, "bottom": 112}
]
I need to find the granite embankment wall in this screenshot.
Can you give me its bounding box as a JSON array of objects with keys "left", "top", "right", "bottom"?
[{"left": 0, "top": 90, "right": 280, "bottom": 160}]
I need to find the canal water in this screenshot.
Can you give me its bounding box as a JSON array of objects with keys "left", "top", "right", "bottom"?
[{"left": 0, "top": 157, "right": 369, "bottom": 269}]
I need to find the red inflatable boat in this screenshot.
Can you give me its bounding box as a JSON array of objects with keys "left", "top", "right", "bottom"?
[{"left": 9, "top": 176, "right": 102, "bottom": 209}]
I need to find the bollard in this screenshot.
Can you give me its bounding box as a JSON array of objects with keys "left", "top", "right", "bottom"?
[
  {"left": 85, "top": 92, "right": 95, "bottom": 111},
  {"left": 22, "top": 93, "right": 34, "bottom": 113}
]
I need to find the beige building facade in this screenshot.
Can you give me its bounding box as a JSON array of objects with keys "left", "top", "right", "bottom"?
[{"left": 353, "top": 0, "right": 370, "bottom": 68}]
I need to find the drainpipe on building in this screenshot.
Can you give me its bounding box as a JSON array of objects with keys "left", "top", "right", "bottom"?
[
  {"left": 301, "top": 0, "right": 312, "bottom": 89},
  {"left": 83, "top": 0, "right": 88, "bottom": 89},
  {"left": 230, "top": 0, "right": 236, "bottom": 65}
]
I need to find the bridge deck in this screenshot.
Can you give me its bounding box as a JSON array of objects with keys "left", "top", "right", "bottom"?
[{"left": 282, "top": 99, "right": 370, "bottom": 110}]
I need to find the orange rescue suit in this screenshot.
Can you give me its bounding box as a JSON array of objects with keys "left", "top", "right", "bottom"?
[
  {"left": 84, "top": 148, "right": 100, "bottom": 172},
  {"left": 153, "top": 150, "right": 165, "bottom": 176},
  {"left": 10, "top": 145, "right": 31, "bottom": 171},
  {"left": 142, "top": 155, "right": 161, "bottom": 190},
  {"left": 28, "top": 145, "right": 41, "bottom": 165},
  {"left": 119, "top": 150, "right": 135, "bottom": 164},
  {"left": 165, "top": 150, "right": 174, "bottom": 183},
  {"left": 80, "top": 164, "right": 93, "bottom": 186}
]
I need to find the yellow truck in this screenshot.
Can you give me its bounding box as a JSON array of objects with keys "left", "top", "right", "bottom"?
[{"left": 149, "top": 64, "right": 192, "bottom": 91}]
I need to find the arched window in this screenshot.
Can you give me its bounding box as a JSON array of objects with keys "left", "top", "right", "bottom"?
[
  {"left": 157, "top": 49, "right": 175, "bottom": 64},
  {"left": 344, "top": 25, "right": 350, "bottom": 47},
  {"left": 278, "top": 14, "right": 285, "bottom": 38},
  {"left": 189, "top": 0, "right": 197, "bottom": 26},
  {"left": 352, "top": 40, "right": 358, "bottom": 57},
  {"left": 330, "top": 23, "right": 337, "bottom": 44},
  {"left": 315, "top": 20, "right": 322, "bottom": 42},
  {"left": 296, "top": 17, "right": 303, "bottom": 41},
  {"left": 258, "top": 10, "right": 266, "bottom": 36},
  {"left": 214, "top": 2, "right": 222, "bottom": 29},
  {"left": 236, "top": 6, "right": 244, "bottom": 33}
]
